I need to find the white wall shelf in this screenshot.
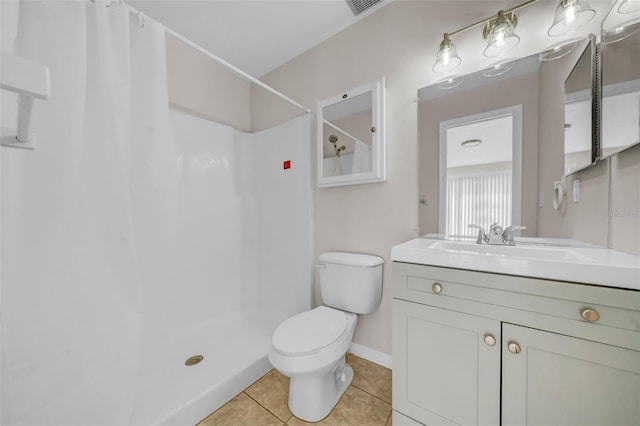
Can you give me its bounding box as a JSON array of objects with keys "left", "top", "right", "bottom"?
[{"left": 1, "top": 52, "right": 51, "bottom": 150}]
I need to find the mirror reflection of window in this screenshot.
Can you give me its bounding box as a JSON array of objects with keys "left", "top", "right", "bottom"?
[{"left": 444, "top": 113, "right": 514, "bottom": 238}]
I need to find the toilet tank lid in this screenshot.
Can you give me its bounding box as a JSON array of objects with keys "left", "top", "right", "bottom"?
[{"left": 318, "top": 252, "right": 384, "bottom": 267}]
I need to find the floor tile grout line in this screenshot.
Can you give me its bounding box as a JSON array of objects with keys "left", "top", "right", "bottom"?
[
  {"left": 243, "top": 390, "right": 291, "bottom": 424},
  {"left": 203, "top": 357, "right": 391, "bottom": 425},
  {"left": 350, "top": 382, "right": 392, "bottom": 406}
]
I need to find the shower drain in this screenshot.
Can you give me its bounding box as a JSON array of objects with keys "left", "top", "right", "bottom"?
[{"left": 185, "top": 355, "right": 204, "bottom": 366}]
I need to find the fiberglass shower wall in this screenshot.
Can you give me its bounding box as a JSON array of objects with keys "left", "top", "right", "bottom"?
[{"left": 139, "top": 109, "right": 313, "bottom": 336}]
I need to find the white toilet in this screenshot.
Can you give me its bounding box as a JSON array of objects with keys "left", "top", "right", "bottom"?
[{"left": 268, "top": 251, "right": 383, "bottom": 422}]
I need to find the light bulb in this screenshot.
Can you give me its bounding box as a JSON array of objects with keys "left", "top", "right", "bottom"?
[
  {"left": 442, "top": 51, "right": 450, "bottom": 65},
  {"left": 566, "top": 5, "right": 576, "bottom": 23}
]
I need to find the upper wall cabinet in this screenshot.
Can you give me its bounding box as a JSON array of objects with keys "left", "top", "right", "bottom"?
[
  {"left": 317, "top": 78, "right": 386, "bottom": 188},
  {"left": 600, "top": 4, "right": 640, "bottom": 160}
]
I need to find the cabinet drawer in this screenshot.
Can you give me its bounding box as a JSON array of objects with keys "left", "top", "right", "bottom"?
[{"left": 393, "top": 262, "right": 640, "bottom": 349}]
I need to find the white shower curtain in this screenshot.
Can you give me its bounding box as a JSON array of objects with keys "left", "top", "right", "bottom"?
[
  {"left": 351, "top": 139, "right": 372, "bottom": 174},
  {"left": 1, "top": 1, "right": 173, "bottom": 424}
]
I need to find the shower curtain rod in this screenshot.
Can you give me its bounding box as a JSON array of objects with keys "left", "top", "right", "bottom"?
[{"left": 123, "top": 3, "right": 311, "bottom": 115}]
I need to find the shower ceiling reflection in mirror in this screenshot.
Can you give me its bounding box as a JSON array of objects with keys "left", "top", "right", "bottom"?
[{"left": 430, "top": 0, "right": 639, "bottom": 87}]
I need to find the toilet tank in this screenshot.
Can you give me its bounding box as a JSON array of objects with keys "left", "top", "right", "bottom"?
[{"left": 317, "top": 252, "right": 383, "bottom": 314}]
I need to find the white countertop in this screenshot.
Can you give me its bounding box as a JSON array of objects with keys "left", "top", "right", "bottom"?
[{"left": 391, "top": 237, "right": 640, "bottom": 291}]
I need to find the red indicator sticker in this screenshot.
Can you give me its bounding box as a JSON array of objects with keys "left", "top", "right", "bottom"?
[{"left": 283, "top": 160, "right": 291, "bottom": 170}]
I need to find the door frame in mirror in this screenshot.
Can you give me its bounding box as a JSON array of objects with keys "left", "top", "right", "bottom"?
[
  {"left": 317, "top": 78, "right": 386, "bottom": 188},
  {"left": 438, "top": 104, "right": 523, "bottom": 234}
]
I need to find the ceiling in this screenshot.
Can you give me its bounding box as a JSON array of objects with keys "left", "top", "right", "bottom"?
[
  {"left": 128, "top": 0, "right": 391, "bottom": 78},
  {"left": 447, "top": 114, "right": 513, "bottom": 169},
  {"left": 127, "top": 1, "right": 619, "bottom": 81}
]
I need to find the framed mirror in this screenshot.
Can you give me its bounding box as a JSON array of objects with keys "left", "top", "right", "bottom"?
[
  {"left": 600, "top": 6, "right": 640, "bottom": 160},
  {"left": 317, "top": 78, "right": 386, "bottom": 187},
  {"left": 418, "top": 37, "right": 592, "bottom": 238},
  {"left": 564, "top": 35, "right": 597, "bottom": 175}
]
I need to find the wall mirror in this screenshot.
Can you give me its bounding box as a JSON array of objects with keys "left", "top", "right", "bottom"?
[
  {"left": 317, "top": 78, "right": 386, "bottom": 187},
  {"left": 418, "top": 38, "right": 591, "bottom": 238},
  {"left": 564, "top": 35, "right": 597, "bottom": 175},
  {"left": 600, "top": 7, "right": 640, "bottom": 159}
]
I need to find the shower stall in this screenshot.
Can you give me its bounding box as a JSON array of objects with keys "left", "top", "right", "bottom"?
[{"left": 0, "top": 1, "right": 312, "bottom": 425}]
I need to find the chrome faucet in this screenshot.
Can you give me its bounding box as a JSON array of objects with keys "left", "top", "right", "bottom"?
[
  {"left": 502, "top": 225, "right": 527, "bottom": 246},
  {"left": 468, "top": 223, "right": 526, "bottom": 246},
  {"left": 468, "top": 224, "right": 488, "bottom": 244}
]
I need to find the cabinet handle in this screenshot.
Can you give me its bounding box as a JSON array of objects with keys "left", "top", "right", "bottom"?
[
  {"left": 432, "top": 282, "right": 442, "bottom": 294},
  {"left": 483, "top": 334, "right": 496, "bottom": 346},
  {"left": 507, "top": 341, "right": 521, "bottom": 354},
  {"left": 581, "top": 308, "right": 600, "bottom": 322}
]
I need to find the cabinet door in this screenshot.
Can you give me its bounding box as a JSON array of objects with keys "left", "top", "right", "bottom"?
[
  {"left": 502, "top": 323, "right": 640, "bottom": 426},
  {"left": 392, "top": 299, "right": 500, "bottom": 426}
]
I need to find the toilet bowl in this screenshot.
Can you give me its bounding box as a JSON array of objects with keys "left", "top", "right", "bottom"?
[
  {"left": 268, "top": 251, "right": 383, "bottom": 422},
  {"left": 268, "top": 306, "right": 358, "bottom": 422}
]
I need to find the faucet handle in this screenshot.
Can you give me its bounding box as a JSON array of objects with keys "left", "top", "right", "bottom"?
[
  {"left": 502, "top": 225, "right": 527, "bottom": 245},
  {"left": 468, "top": 224, "right": 487, "bottom": 244}
]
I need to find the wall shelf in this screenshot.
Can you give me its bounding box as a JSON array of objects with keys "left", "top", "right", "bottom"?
[{"left": 1, "top": 52, "right": 50, "bottom": 150}]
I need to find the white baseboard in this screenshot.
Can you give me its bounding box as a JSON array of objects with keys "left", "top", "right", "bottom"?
[{"left": 349, "top": 342, "right": 392, "bottom": 369}]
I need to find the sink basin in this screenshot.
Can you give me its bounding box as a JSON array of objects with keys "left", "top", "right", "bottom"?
[
  {"left": 424, "top": 240, "right": 594, "bottom": 263},
  {"left": 391, "top": 237, "right": 640, "bottom": 290}
]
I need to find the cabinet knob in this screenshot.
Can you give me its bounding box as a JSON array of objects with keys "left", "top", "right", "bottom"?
[
  {"left": 432, "top": 282, "right": 443, "bottom": 294},
  {"left": 581, "top": 308, "right": 600, "bottom": 322},
  {"left": 484, "top": 334, "right": 496, "bottom": 346},
  {"left": 371, "top": 126, "right": 377, "bottom": 133},
  {"left": 507, "top": 341, "right": 521, "bottom": 354}
]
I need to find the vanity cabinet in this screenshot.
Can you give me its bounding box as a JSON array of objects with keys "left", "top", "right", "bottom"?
[
  {"left": 502, "top": 324, "right": 640, "bottom": 426},
  {"left": 392, "top": 300, "right": 500, "bottom": 425},
  {"left": 392, "top": 262, "right": 640, "bottom": 426}
]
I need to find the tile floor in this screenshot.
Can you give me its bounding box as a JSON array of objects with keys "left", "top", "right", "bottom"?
[{"left": 197, "top": 353, "right": 392, "bottom": 425}]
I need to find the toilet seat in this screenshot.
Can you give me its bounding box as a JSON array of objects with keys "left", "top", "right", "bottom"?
[{"left": 272, "top": 306, "right": 347, "bottom": 356}]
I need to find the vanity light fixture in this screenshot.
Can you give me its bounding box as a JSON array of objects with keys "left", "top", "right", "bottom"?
[
  {"left": 483, "top": 11, "right": 520, "bottom": 57},
  {"left": 548, "top": 0, "right": 596, "bottom": 36},
  {"left": 618, "top": 0, "right": 640, "bottom": 14},
  {"left": 430, "top": 0, "right": 597, "bottom": 76},
  {"left": 430, "top": 0, "right": 537, "bottom": 75},
  {"left": 461, "top": 139, "right": 482, "bottom": 147},
  {"left": 432, "top": 33, "right": 462, "bottom": 73}
]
